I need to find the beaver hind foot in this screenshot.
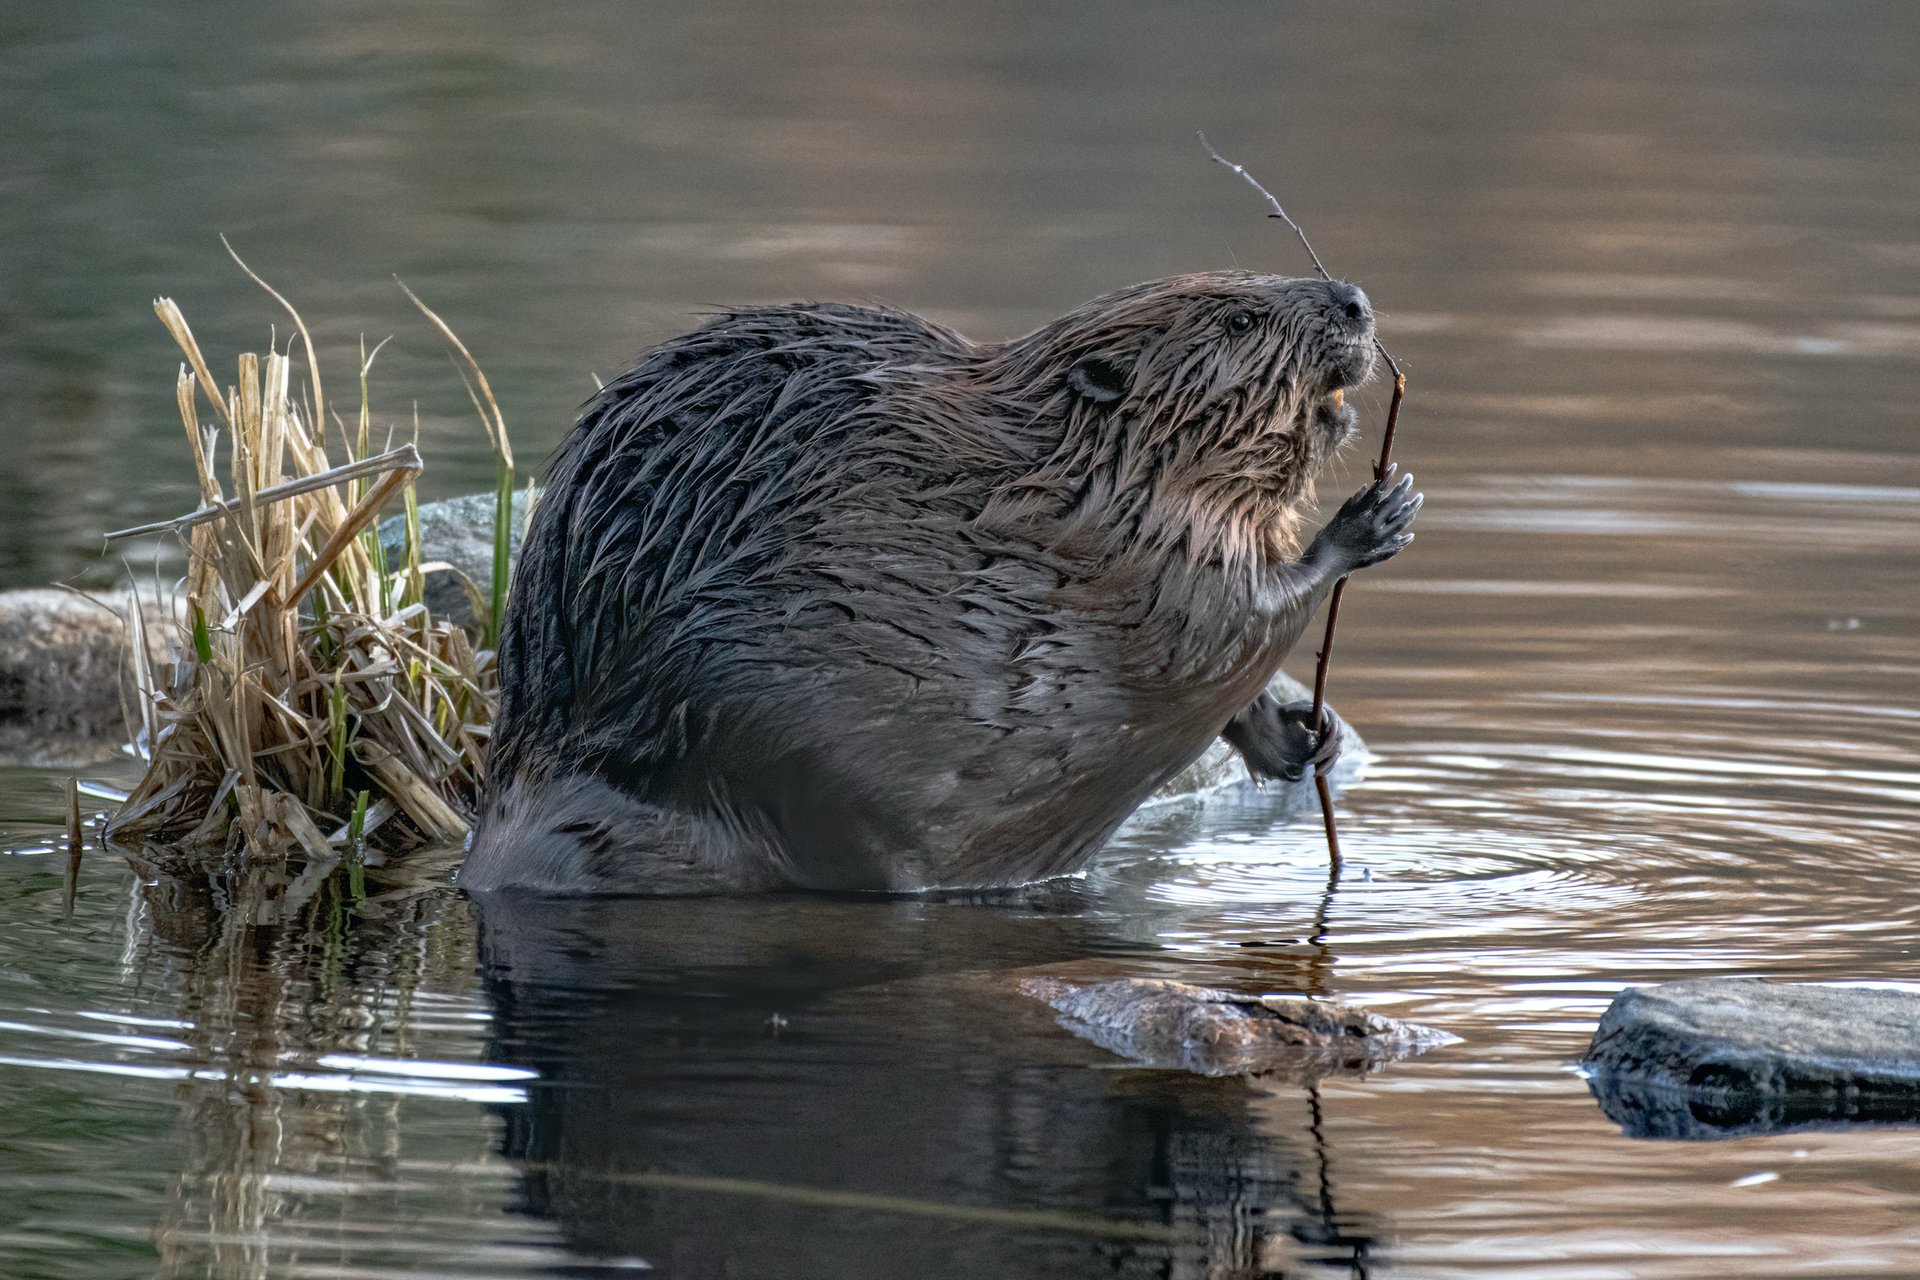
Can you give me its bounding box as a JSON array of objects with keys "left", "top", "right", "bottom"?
[{"left": 467, "top": 271, "right": 1415, "bottom": 895}]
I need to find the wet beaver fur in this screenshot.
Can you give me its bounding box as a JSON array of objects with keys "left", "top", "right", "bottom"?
[{"left": 465, "top": 271, "right": 1420, "bottom": 894}]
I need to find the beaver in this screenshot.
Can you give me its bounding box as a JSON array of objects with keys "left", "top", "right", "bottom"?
[{"left": 463, "top": 270, "right": 1420, "bottom": 894}]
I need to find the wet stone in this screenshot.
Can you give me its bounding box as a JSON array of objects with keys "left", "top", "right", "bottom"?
[
  {"left": 377, "top": 488, "right": 538, "bottom": 630},
  {"left": 1583, "top": 977, "right": 1920, "bottom": 1139},
  {"left": 1020, "top": 975, "right": 1457, "bottom": 1079},
  {"left": 0, "top": 588, "right": 172, "bottom": 766}
]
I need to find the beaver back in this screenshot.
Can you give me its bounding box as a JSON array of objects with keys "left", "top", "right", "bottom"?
[{"left": 491, "top": 303, "right": 988, "bottom": 792}]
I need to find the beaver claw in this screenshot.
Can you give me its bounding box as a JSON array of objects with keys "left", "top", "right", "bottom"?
[
  {"left": 1222, "top": 697, "right": 1347, "bottom": 783},
  {"left": 1311, "top": 464, "right": 1421, "bottom": 574}
]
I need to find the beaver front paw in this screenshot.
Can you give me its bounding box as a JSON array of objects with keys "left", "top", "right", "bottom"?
[
  {"left": 1222, "top": 697, "right": 1347, "bottom": 783},
  {"left": 1311, "top": 464, "right": 1421, "bottom": 575}
]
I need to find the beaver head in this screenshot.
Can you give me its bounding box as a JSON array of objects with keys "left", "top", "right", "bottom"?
[{"left": 980, "top": 271, "right": 1377, "bottom": 570}]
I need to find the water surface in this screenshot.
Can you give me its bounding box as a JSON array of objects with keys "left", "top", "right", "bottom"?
[{"left": 3, "top": 2, "right": 1919, "bottom": 1276}]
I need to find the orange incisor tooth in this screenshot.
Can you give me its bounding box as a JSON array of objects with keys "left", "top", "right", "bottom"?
[{"left": 1332, "top": 389, "right": 1344, "bottom": 409}]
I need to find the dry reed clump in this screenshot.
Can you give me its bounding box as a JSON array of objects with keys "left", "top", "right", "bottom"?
[{"left": 104, "top": 262, "right": 515, "bottom": 864}]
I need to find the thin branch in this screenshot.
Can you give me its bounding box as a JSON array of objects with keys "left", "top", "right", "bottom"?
[
  {"left": 1199, "top": 133, "right": 1402, "bottom": 381},
  {"left": 1198, "top": 131, "right": 1333, "bottom": 282},
  {"left": 106, "top": 445, "right": 422, "bottom": 540},
  {"left": 1202, "top": 136, "right": 1412, "bottom": 867}
]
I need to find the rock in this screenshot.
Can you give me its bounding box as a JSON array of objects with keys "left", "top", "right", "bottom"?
[
  {"left": 0, "top": 588, "right": 173, "bottom": 766},
  {"left": 1020, "top": 975, "right": 1456, "bottom": 1079},
  {"left": 377, "top": 488, "right": 538, "bottom": 630},
  {"left": 1583, "top": 978, "right": 1920, "bottom": 1139}
]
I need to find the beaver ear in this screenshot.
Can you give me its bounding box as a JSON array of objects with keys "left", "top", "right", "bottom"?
[{"left": 1068, "top": 353, "right": 1131, "bottom": 405}]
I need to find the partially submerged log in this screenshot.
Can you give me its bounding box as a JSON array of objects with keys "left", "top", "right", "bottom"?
[
  {"left": 1584, "top": 977, "right": 1920, "bottom": 1139},
  {"left": 1020, "top": 975, "right": 1455, "bottom": 1079}
]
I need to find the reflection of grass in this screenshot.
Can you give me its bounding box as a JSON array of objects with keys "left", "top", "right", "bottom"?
[
  {"left": 105, "top": 256, "right": 515, "bottom": 862},
  {"left": 127, "top": 860, "right": 484, "bottom": 1280}
]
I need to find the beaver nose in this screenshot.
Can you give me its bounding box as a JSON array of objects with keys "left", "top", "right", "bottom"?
[{"left": 1326, "top": 281, "right": 1372, "bottom": 330}]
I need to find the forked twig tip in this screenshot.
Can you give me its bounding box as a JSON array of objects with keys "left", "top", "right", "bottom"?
[{"left": 1196, "top": 135, "right": 1334, "bottom": 284}]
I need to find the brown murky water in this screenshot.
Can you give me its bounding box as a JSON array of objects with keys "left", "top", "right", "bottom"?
[{"left": 3, "top": 2, "right": 1918, "bottom": 1276}]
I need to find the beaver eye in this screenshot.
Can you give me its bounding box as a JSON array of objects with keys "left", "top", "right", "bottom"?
[{"left": 1226, "top": 309, "right": 1255, "bottom": 333}]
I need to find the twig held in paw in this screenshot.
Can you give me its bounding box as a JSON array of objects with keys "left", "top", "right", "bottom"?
[{"left": 1200, "top": 135, "right": 1411, "bottom": 867}]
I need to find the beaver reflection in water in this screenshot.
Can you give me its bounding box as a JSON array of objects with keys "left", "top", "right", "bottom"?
[{"left": 465, "top": 271, "right": 1420, "bottom": 894}]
